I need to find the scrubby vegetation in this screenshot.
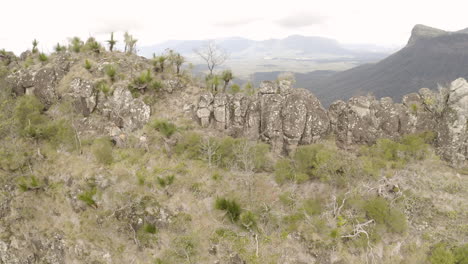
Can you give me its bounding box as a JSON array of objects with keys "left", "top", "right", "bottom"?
[{"left": 0, "top": 36, "right": 466, "bottom": 264}]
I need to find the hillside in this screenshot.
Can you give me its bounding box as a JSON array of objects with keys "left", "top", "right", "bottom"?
[
  {"left": 300, "top": 25, "right": 468, "bottom": 106},
  {"left": 0, "top": 38, "right": 467, "bottom": 264}
]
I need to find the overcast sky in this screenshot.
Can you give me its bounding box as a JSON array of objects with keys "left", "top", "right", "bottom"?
[{"left": 1, "top": 0, "right": 467, "bottom": 54}]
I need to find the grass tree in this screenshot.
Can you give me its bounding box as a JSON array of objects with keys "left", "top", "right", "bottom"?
[
  {"left": 168, "top": 50, "right": 185, "bottom": 74},
  {"left": 69, "top": 37, "right": 84, "bottom": 53},
  {"left": 32, "top": 39, "right": 39, "bottom": 54},
  {"left": 106, "top": 32, "right": 117, "bottom": 52},
  {"left": 54, "top": 43, "right": 65, "bottom": 52},
  {"left": 124, "top": 32, "right": 137, "bottom": 54},
  {"left": 221, "top": 69, "right": 234, "bottom": 92}
]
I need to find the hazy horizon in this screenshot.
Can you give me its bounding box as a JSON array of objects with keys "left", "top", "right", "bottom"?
[{"left": 1, "top": 0, "right": 467, "bottom": 54}]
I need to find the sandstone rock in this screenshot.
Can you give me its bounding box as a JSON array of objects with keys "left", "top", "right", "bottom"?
[
  {"left": 196, "top": 92, "right": 214, "bottom": 127},
  {"left": 437, "top": 78, "right": 468, "bottom": 166},
  {"left": 68, "top": 78, "right": 97, "bottom": 116},
  {"left": 194, "top": 83, "right": 329, "bottom": 154}
]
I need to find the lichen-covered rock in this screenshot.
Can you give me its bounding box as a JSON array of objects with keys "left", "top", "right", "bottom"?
[
  {"left": 97, "top": 81, "right": 151, "bottom": 132},
  {"left": 196, "top": 92, "right": 214, "bottom": 127},
  {"left": 68, "top": 78, "right": 97, "bottom": 116},
  {"left": 194, "top": 81, "right": 329, "bottom": 154},
  {"left": 437, "top": 78, "right": 468, "bottom": 166}
]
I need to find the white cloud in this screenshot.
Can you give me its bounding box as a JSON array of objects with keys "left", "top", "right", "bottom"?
[{"left": 1, "top": 0, "right": 467, "bottom": 54}]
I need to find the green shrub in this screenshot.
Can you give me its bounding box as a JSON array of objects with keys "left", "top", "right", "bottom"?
[
  {"left": 360, "top": 132, "right": 435, "bottom": 173},
  {"left": 91, "top": 137, "right": 114, "bottom": 165},
  {"left": 149, "top": 80, "right": 163, "bottom": 91},
  {"left": 302, "top": 198, "right": 323, "bottom": 216},
  {"left": 143, "top": 223, "right": 157, "bottom": 234},
  {"left": 97, "top": 81, "right": 111, "bottom": 96},
  {"left": 294, "top": 144, "right": 334, "bottom": 179},
  {"left": 215, "top": 197, "right": 242, "bottom": 222},
  {"left": 274, "top": 158, "right": 295, "bottom": 184},
  {"left": 430, "top": 243, "right": 456, "bottom": 264},
  {"left": 230, "top": 84, "right": 241, "bottom": 94},
  {"left": 84, "top": 59, "right": 92, "bottom": 71},
  {"left": 157, "top": 175, "right": 175, "bottom": 188},
  {"left": 240, "top": 211, "right": 257, "bottom": 231},
  {"left": 364, "top": 197, "right": 407, "bottom": 234},
  {"left": 84, "top": 37, "right": 101, "bottom": 54},
  {"left": 18, "top": 175, "right": 42, "bottom": 191},
  {"left": 174, "top": 132, "right": 202, "bottom": 158},
  {"left": 151, "top": 119, "right": 177, "bottom": 138},
  {"left": 105, "top": 65, "right": 117, "bottom": 82},
  {"left": 54, "top": 43, "right": 65, "bottom": 52},
  {"left": 69, "top": 37, "right": 84, "bottom": 53},
  {"left": 78, "top": 187, "right": 97, "bottom": 208},
  {"left": 454, "top": 244, "right": 468, "bottom": 264},
  {"left": 38, "top": 53, "right": 48, "bottom": 62}
]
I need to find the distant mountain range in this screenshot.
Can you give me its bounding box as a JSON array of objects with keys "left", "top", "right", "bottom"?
[
  {"left": 291, "top": 25, "right": 468, "bottom": 106},
  {"left": 139, "top": 35, "right": 393, "bottom": 78},
  {"left": 140, "top": 35, "right": 392, "bottom": 59}
]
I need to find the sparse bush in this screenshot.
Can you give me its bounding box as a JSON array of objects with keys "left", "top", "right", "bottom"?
[
  {"left": 18, "top": 175, "right": 42, "bottom": 191},
  {"left": 84, "top": 59, "right": 92, "bottom": 71},
  {"left": 84, "top": 37, "right": 102, "bottom": 54},
  {"left": 215, "top": 197, "right": 242, "bottom": 222},
  {"left": 157, "top": 175, "right": 175, "bottom": 188},
  {"left": 91, "top": 137, "right": 114, "bottom": 165},
  {"left": 78, "top": 187, "right": 97, "bottom": 208},
  {"left": 32, "top": 39, "right": 39, "bottom": 53},
  {"left": 359, "top": 132, "right": 435, "bottom": 173},
  {"left": 38, "top": 53, "right": 48, "bottom": 62},
  {"left": 143, "top": 223, "right": 157, "bottom": 234},
  {"left": 429, "top": 243, "right": 456, "bottom": 264},
  {"left": 69, "top": 37, "right": 84, "bottom": 53},
  {"left": 151, "top": 119, "right": 177, "bottom": 138},
  {"left": 97, "top": 81, "right": 111, "bottom": 96},
  {"left": 105, "top": 65, "right": 117, "bottom": 82},
  {"left": 274, "top": 158, "right": 295, "bottom": 184},
  {"left": 240, "top": 211, "right": 258, "bottom": 231},
  {"left": 302, "top": 198, "right": 323, "bottom": 216},
  {"left": 364, "top": 196, "right": 407, "bottom": 234},
  {"left": 174, "top": 132, "right": 202, "bottom": 158},
  {"left": 230, "top": 84, "right": 241, "bottom": 94},
  {"left": 54, "top": 43, "right": 65, "bottom": 52},
  {"left": 453, "top": 244, "right": 468, "bottom": 264}
]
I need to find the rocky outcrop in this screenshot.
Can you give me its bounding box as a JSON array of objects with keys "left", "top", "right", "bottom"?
[
  {"left": 195, "top": 80, "right": 330, "bottom": 154},
  {"left": 6, "top": 53, "right": 151, "bottom": 133},
  {"left": 436, "top": 78, "right": 468, "bottom": 167},
  {"left": 195, "top": 78, "right": 468, "bottom": 166}
]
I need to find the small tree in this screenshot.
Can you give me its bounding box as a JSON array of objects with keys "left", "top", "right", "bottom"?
[
  {"left": 167, "top": 50, "right": 185, "bottom": 74},
  {"left": 54, "top": 43, "right": 65, "bottom": 52},
  {"left": 221, "top": 70, "right": 234, "bottom": 92},
  {"left": 85, "top": 37, "right": 101, "bottom": 54},
  {"left": 199, "top": 137, "right": 219, "bottom": 168},
  {"left": 194, "top": 41, "right": 228, "bottom": 76},
  {"left": 69, "top": 37, "right": 84, "bottom": 53},
  {"left": 32, "top": 39, "right": 39, "bottom": 54},
  {"left": 106, "top": 32, "right": 117, "bottom": 52},
  {"left": 124, "top": 32, "right": 137, "bottom": 54}
]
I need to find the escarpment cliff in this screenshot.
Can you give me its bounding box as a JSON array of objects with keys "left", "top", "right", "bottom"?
[{"left": 195, "top": 78, "right": 468, "bottom": 167}]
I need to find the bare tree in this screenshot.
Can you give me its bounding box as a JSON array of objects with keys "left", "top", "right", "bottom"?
[
  {"left": 124, "top": 32, "right": 138, "bottom": 54},
  {"left": 199, "top": 137, "right": 219, "bottom": 168},
  {"left": 194, "top": 41, "right": 228, "bottom": 76}
]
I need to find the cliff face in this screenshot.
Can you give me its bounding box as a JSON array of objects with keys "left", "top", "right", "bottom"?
[{"left": 195, "top": 78, "right": 468, "bottom": 167}]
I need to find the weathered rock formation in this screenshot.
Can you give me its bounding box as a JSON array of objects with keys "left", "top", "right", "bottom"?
[
  {"left": 195, "top": 78, "right": 468, "bottom": 167},
  {"left": 196, "top": 80, "right": 330, "bottom": 154},
  {"left": 6, "top": 53, "right": 151, "bottom": 134}
]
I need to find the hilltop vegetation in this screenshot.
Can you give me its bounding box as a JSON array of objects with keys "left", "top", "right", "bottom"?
[{"left": 0, "top": 35, "right": 467, "bottom": 264}]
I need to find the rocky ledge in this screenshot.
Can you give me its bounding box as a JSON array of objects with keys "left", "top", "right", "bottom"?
[{"left": 195, "top": 78, "right": 468, "bottom": 167}]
